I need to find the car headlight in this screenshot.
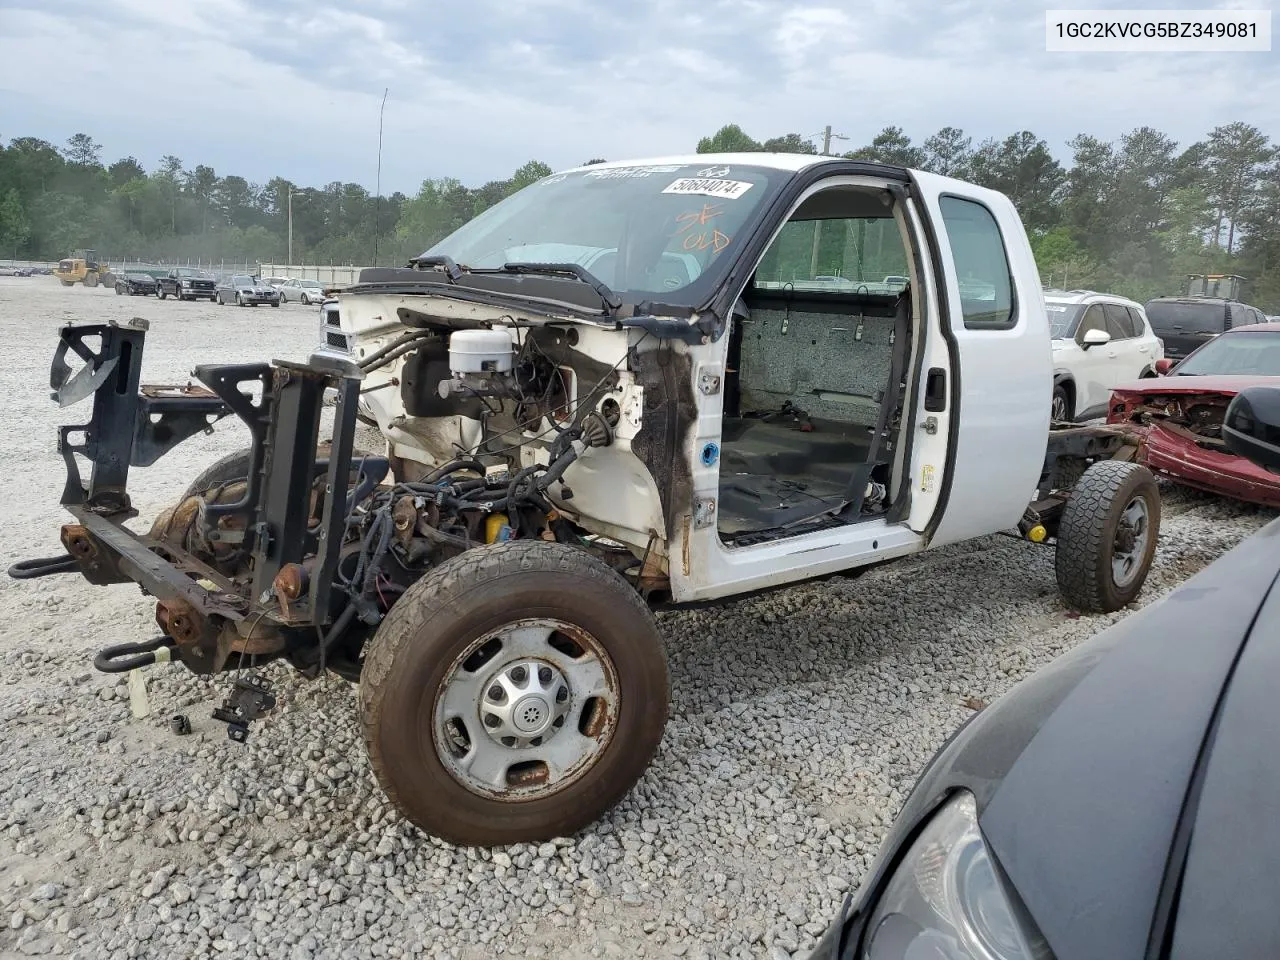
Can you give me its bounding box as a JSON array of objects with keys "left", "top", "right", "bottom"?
[
  {"left": 181, "top": 279, "right": 191, "bottom": 287},
  {"left": 862, "top": 792, "right": 1052, "bottom": 960}
]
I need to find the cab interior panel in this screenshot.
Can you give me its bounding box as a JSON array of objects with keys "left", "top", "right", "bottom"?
[{"left": 717, "top": 185, "right": 913, "bottom": 543}]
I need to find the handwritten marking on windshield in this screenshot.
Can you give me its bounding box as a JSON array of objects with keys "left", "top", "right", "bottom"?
[{"left": 675, "top": 204, "right": 732, "bottom": 254}]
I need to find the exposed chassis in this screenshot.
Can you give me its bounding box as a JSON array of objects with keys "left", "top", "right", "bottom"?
[
  {"left": 16, "top": 319, "right": 1138, "bottom": 677},
  {"left": 18, "top": 318, "right": 386, "bottom": 675}
]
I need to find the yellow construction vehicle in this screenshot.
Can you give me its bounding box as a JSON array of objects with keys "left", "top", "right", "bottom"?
[{"left": 52, "top": 250, "right": 114, "bottom": 288}]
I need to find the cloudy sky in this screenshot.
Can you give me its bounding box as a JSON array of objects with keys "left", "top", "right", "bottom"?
[{"left": 1, "top": 0, "right": 1277, "bottom": 195}]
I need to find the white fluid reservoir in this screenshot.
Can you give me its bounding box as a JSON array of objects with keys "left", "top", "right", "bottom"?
[{"left": 448, "top": 328, "right": 515, "bottom": 375}]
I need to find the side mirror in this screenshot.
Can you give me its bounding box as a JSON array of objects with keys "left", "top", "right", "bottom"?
[
  {"left": 1154, "top": 358, "right": 1176, "bottom": 375},
  {"left": 1081, "top": 328, "right": 1111, "bottom": 349},
  {"left": 1223, "top": 386, "right": 1280, "bottom": 474}
]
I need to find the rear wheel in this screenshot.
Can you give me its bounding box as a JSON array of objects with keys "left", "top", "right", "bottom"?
[
  {"left": 235, "top": 292, "right": 243, "bottom": 307},
  {"left": 360, "top": 540, "right": 669, "bottom": 846},
  {"left": 1055, "top": 460, "right": 1160, "bottom": 613},
  {"left": 84, "top": 272, "right": 99, "bottom": 288}
]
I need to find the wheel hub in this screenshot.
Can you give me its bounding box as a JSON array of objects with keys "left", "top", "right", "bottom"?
[{"left": 479, "top": 658, "right": 570, "bottom": 748}]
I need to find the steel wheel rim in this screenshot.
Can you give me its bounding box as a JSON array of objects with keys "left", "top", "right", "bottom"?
[
  {"left": 432, "top": 618, "right": 620, "bottom": 801},
  {"left": 1111, "top": 495, "right": 1150, "bottom": 588}
]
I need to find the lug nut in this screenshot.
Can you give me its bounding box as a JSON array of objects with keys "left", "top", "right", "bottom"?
[
  {"left": 487, "top": 685, "right": 504, "bottom": 702},
  {"left": 510, "top": 666, "right": 528, "bottom": 684},
  {"left": 538, "top": 666, "right": 553, "bottom": 684}
]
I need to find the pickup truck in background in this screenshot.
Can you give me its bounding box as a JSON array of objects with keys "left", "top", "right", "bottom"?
[
  {"left": 156, "top": 266, "right": 217, "bottom": 301},
  {"left": 14, "top": 153, "right": 1162, "bottom": 847}
]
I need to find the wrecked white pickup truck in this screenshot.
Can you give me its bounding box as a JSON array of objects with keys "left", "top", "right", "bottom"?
[{"left": 14, "top": 154, "right": 1160, "bottom": 846}]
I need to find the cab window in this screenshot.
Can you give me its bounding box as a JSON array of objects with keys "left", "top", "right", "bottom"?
[{"left": 938, "top": 196, "right": 1015, "bottom": 330}]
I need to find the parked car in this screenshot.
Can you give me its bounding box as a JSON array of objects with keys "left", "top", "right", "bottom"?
[
  {"left": 18, "top": 154, "right": 1168, "bottom": 847},
  {"left": 215, "top": 274, "right": 283, "bottom": 307},
  {"left": 1144, "top": 293, "right": 1269, "bottom": 360},
  {"left": 279, "top": 278, "right": 327, "bottom": 304},
  {"left": 1045, "top": 289, "right": 1163, "bottom": 422},
  {"left": 810, "top": 388, "right": 1280, "bottom": 960},
  {"left": 1107, "top": 321, "right": 1280, "bottom": 507},
  {"left": 261, "top": 276, "right": 289, "bottom": 289},
  {"left": 808, "top": 386, "right": 1280, "bottom": 957},
  {"left": 114, "top": 272, "right": 158, "bottom": 296},
  {"left": 157, "top": 267, "right": 217, "bottom": 302}
]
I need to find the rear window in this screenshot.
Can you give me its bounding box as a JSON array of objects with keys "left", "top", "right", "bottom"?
[
  {"left": 1176, "top": 330, "right": 1280, "bottom": 377},
  {"left": 1145, "top": 300, "right": 1226, "bottom": 335}
]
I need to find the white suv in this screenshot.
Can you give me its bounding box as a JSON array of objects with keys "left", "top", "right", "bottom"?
[{"left": 1044, "top": 289, "right": 1164, "bottom": 422}]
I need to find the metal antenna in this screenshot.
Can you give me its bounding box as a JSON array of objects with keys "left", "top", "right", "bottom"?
[{"left": 373, "top": 87, "right": 389, "bottom": 266}]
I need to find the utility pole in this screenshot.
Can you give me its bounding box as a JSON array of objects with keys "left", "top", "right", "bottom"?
[
  {"left": 817, "top": 125, "right": 849, "bottom": 156},
  {"left": 287, "top": 186, "right": 293, "bottom": 265},
  {"left": 374, "top": 87, "right": 389, "bottom": 267}
]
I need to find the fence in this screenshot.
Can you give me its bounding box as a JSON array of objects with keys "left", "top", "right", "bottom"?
[
  {"left": 2, "top": 258, "right": 372, "bottom": 286},
  {"left": 258, "top": 263, "right": 368, "bottom": 285}
]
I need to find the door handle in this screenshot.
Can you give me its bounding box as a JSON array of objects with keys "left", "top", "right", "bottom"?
[{"left": 924, "top": 367, "right": 947, "bottom": 412}]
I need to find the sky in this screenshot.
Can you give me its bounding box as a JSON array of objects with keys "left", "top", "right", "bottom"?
[{"left": 1, "top": 0, "right": 1277, "bottom": 196}]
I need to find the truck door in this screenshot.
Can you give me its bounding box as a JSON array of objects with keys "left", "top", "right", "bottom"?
[{"left": 907, "top": 173, "right": 1054, "bottom": 547}]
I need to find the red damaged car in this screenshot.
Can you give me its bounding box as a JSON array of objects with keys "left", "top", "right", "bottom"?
[{"left": 1108, "top": 322, "right": 1280, "bottom": 508}]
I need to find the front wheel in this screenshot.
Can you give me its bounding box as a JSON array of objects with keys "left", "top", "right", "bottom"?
[
  {"left": 1055, "top": 460, "right": 1160, "bottom": 613},
  {"left": 1051, "top": 384, "right": 1072, "bottom": 423},
  {"left": 360, "top": 540, "right": 669, "bottom": 847},
  {"left": 157, "top": 287, "right": 167, "bottom": 299}
]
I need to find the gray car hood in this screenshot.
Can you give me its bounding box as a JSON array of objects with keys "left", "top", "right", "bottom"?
[
  {"left": 975, "top": 519, "right": 1280, "bottom": 958},
  {"left": 820, "top": 518, "right": 1280, "bottom": 960}
]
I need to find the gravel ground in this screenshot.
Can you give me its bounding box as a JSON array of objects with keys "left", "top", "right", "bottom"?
[{"left": 0, "top": 275, "right": 1275, "bottom": 960}]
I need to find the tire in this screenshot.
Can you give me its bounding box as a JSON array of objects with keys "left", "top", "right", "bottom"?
[
  {"left": 178, "top": 441, "right": 379, "bottom": 503},
  {"left": 270, "top": 300, "right": 279, "bottom": 308},
  {"left": 102, "top": 272, "right": 116, "bottom": 287},
  {"left": 235, "top": 292, "right": 243, "bottom": 307},
  {"left": 1055, "top": 460, "right": 1160, "bottom": 614},
  {"left": 360, "top": 540, "right": 669, "bottom": 847},
  {"left": 59, "top": 279, "right": 73, "bottom": 287},
  {"left": 84, "top": 272, "right": 99, "bottom": 288},
  {"left": 115, "top": 283, "right": 124, "bottom": 296},
  {"left": 1051, "top": 384, "right": 1073, "bottom": 422},
  {"left": 157, "top": 287, "right": 167, "bottom": 300}
]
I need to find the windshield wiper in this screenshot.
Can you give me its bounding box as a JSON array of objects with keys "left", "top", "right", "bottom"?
[
  {"left": 494, "top": 262, "right": 622, "bottom": 312},
  {"left": 408, "top": 254, "right": 463, "bottom": 283}
]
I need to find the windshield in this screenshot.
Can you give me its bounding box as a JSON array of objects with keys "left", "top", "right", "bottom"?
[
  {"left": 1176, "top": 329, "right": 1280, "bottom": 376},
  {"left": 1146, "top": 300, "right": 1225, "bottom": 334},
  {"left": 300, "top": 280, "right": 322, "bottom": 288},
  {"left": 175, "top": 267, "right": 211, "bottom": 279},
  {"left": 231, "top": 275, "right": 253, "bottom": 285},
  {"left": 419, "top": 163, "right": 794, "bottom": 305},
  {"left": 1044, "top": 302, "right": 1086, "bottom": 339}
]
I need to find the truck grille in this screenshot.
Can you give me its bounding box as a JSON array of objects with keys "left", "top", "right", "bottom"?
[{"left": 326, "top": 331, "right": 348, "bottom": 348}]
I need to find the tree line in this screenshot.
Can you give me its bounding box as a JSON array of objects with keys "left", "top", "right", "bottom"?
[{"left": 2, "top": 123, "right": 1278, "bottom": 310}]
